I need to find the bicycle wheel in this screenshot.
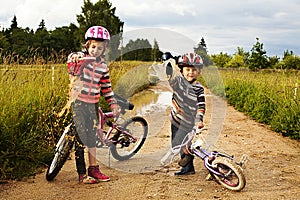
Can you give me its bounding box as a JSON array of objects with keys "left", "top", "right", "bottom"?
[
  {"left": 46, "top": 125, "right": 75, "bottom": 181},
  {"left": 110, "top": 116, "right": 148, "bottom": 161},
  {"left": 210, "top": 157, "right": 246, "bottom": 191}
]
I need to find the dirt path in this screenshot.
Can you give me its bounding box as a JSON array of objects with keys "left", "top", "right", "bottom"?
[{"left": 1, "top": 82, "right": 299, "bottom": 200}]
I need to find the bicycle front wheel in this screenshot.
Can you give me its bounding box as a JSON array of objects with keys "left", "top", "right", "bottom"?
[
  {"left": 210, "top": 157, "right": 246, "bottom": 191},
  {"left": 46, "top": 125, "right": 75, "bottom": 181},
  {"left": 110, "top": 116, "right": 148, "bottom": 161}
]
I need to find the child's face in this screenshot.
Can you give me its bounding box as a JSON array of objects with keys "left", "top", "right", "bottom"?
[
  {"left": 87, "top": 40, "right": 106, "bottom": 58},
  {"left": 182, "top": 66, "right": 200, "bottom": 82}
]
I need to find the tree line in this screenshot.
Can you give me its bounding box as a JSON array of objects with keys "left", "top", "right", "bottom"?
[
  {"left": 0, "top": 0, "right": 299, "bottom": 70},
  {"left": 210, "top": 38, "right": 300, "bottom": 70}
]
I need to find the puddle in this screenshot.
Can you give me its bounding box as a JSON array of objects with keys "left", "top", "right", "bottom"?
[{"left": 129, "top": 89, "right": 172, "bottom": 116}]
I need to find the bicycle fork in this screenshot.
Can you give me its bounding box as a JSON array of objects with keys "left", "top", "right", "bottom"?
[{"left": 56, "top": 123, "right": 72, "bottom": 150}]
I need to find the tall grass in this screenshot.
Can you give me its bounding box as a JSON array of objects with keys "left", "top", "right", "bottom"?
[
  {"left": 213, "top": 68, "right": 299, "bottom": 139},
  {"left": 0, "top": 61, "right": 152, "bottom": 180},
  {"left": 0, "top": 65, "right": 69, "bottom": 179}
]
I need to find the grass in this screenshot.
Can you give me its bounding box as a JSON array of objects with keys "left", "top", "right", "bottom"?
[{"left": 201, "top": 67, "right": 300, "bottom": 139}]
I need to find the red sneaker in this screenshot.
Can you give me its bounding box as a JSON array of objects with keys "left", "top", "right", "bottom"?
[{"left": 88, "top": 165, "right": 110, "bottom": 182}]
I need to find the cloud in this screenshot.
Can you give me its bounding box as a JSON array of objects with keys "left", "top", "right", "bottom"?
[{"left": 0, "top": 0, "right": 82, "bottom": 30}]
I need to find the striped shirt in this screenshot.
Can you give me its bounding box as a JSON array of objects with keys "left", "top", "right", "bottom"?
[
  {"left": 68, "top": 53, "right": 117, "bottom": 106},
  {"left": 166, "top": 60, "right": 206, "bottom": 130}
]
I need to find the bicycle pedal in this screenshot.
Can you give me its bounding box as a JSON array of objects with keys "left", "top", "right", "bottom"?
[
  {"left": 238, "top": 154, "right": 249, "bottom": 168},
  {"left": 205, "top": 173, "right": 213, "bottom": 181}
]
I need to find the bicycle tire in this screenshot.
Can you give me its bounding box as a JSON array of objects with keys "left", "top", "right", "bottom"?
[
  {"left": 46, "top": 126, "right": 75, "bottom": 181},
  {"left": 210, "top": 157, "right": 246, "bottom": 191},
  {"left": 110, "top": 116, "right": 148, "bottom": 161}
]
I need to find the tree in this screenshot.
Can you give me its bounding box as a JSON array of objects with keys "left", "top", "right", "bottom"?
[
  {"left": 281, "top": 54, "right": 300, "bottom": 69},
  {"left": 225, "top": 54, "right": 245, "bottom": 68},
  {"left": 122, "top": 38, "right": 152, "bottom": 61},
  {"left": 210, "top": 52, "right": 232, "bottom": 68},
  {"left": 76, "top": 0, "right": 124, "bottom": 60},
  {"left": 37, "top": 19, "right": 46, "bottom": 31},
  {"left": 236, "top": 47, "right": 249, "bottom": 63},
  {"left": 10, "top": 15, "right": 18, "bottom": 31},
  {"left": 0, "top": 31, "right": 9, "bottom": 50},
  {"left": 49, "top": 25, "right": 78, "bottom": 52},
  {"left": 194, "top": 37, "right": 213, "bottom": 66},
  {"left": 248, "top": 38, "right": 269, "bottom": 70},
  {"left": 152, "top": 39, "right": 161, "bottom": 61}
]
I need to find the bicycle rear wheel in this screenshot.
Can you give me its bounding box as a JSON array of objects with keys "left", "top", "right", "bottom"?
[
  {"left": 46, "top": 125, "right": 75, "bottom": 181},
  {"left": 210, "top": 157, "right": 246, "bottom": 191},
  {"left": 110, "top": 116, "right": 148, "bottom": 161}
]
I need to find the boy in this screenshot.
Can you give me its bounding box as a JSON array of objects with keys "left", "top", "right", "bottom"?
[
  {"left": 68, "top": 26, "right": 119, "bottom": 183},
  {"left": 163, "top": 52, "right": 206, "bottom": 175}
]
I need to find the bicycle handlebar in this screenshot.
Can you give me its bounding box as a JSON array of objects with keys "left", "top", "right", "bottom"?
[
  {"left": 114, "top": 94, "right": 134, "bottom": 111},
  {"left": 160, "top": 127, "right": 207, "bottom": 166}
]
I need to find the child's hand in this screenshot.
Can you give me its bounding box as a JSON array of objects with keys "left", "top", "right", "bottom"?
[
  {"left": 196, "top": 121, "right": 204, "bottom": 129},
  {"left": 70, "top": 53, "right": 83, "bottom": 63},
  {"left": 111, "top": 106, "right": 121, "bottom": 117},
  {"left": 67, "top": 52, "right": 85, "bottom": 76}
]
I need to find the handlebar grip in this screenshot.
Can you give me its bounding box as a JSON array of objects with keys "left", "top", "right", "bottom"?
[{"left": 114, "top": 94, "right": 134, "bottom": 111}]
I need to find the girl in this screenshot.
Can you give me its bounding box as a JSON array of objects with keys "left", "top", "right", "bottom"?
[{"left": 67, "top": 26, "right": 119, "bottom": 184}]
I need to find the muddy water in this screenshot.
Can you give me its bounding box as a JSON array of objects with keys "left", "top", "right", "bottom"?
[
  {"left": 128, "top": 88, "right": 172, "bottom": 137},
  {"left": 129, "top": 89, "right": 172, "bottom": 116}
]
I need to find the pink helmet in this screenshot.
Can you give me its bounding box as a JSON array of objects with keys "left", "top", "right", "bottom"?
[
  {"left": 178, "top": 52, "right": 203, "bottom": 70},
  {"left": 84, "top": 26, "right": 110, "bottom": 41}
]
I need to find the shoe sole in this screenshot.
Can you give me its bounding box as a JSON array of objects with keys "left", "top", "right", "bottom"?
[
  {"left": 97, "top": 179, "right": 110, "bottom": 182},
  {"left": 174, "top": 171, "right": 195, "bottom": 176}
]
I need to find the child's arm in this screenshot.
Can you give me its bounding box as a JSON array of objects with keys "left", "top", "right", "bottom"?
[
  {"left": 67, "top": 52, "right": 85, "bottom": 76},
  {"left": 164, "top": 58, "right": 179, "bottom": 78},
  {"left": 99, "top": 63, "right": 119, "bottom": 114},
  {"left": 195, "top": 85, "right": 206, "bottom": 128},
  {"left": 163, "top": 58, "right": 181, "bottom": 87}
]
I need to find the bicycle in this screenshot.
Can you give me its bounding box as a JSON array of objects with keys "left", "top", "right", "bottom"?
[
  {"left": 160, "top": 127, "right": 248, "bottom": 191},
  {"left": 46, "top": 95, "right": 148, "bottom": 181}
]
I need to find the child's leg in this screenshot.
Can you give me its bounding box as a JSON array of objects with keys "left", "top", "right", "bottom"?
[
  {"left": 172, "top": 125, "right": 195, "bottom": 175},
  {"left": 88, "top": 147, "right": 97, "bottom": 166},
  {"left": 75, "top": 141, "right": 86, "bottom": 175},
  {"left": 75, "top": 141, "right": 98, "bottom": 184},
  {"left": 87, "top": 147, "right": 110, "bottom": 181}
]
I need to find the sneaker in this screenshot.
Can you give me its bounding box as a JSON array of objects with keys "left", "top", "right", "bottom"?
[
  {"left": 79, "top": 174, "right": 98, "bottom": 184},
  {"left": 88, "top": 165, "right": 110, "bottom": 182},
  {"left": 174, "top": 162, "right": 195, "bottom": 175}
]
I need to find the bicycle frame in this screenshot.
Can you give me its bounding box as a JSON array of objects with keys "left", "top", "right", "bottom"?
[
  {"left": 46, "top": 91, "right": 148, "bottom": 181},
  {"left": 96, "top": 108, "right": 137, "bottom": 145},
  {"left": 161, "top": 127, "right": 244, "bottom": 176},
  {"left": 193, "top": 147, "right": 234, "bottom": 178}
]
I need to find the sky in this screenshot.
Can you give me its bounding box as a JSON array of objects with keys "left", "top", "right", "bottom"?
[{"left": 0, "top": 0, "right": 300, "bottom": 56}]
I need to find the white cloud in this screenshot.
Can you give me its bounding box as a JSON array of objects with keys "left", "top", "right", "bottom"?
[{"left": 0, "top": 0, "right": 82, "bottom": 29}]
